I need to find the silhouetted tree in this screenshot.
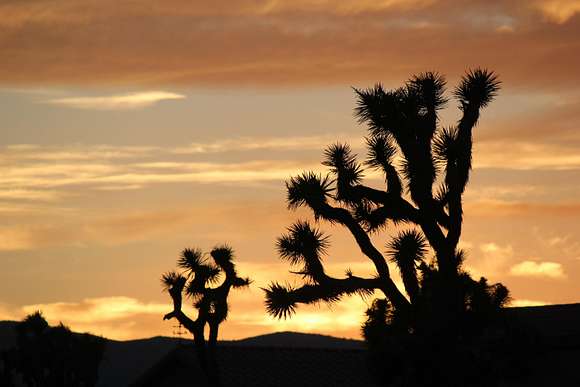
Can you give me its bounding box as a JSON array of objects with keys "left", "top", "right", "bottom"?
[
  {"left": 162, "top": 245, "right": 251, "bottom": 386},
  {"left": 2, "top": 311, "right": 105, "bottom": 387},
  {"left": 264, "top": 70, "right": 511, "bottom": 386}
]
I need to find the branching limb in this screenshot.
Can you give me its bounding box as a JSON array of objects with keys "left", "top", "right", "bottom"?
[
  {"left": 313, "top": 203, "right": 410, "bottom": 310},
  {"left": 264, "top": 275, "right": 383, "bottom": 319}
]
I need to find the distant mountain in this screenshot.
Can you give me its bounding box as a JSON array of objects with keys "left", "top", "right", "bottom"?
[
  {"left": 228, "top": 331, "right": 364, "bottom": 349},
  {"left": 98, "top": 332, "right": 362, "bottom": 386},
  {"left": 3, "top": 303, "right": 580, "bottom": 386},
  {"left": 0, "top": 322, "right": 364, "bottom": 386}
]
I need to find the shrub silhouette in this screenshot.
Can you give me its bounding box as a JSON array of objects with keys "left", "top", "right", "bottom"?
[
  {"left": 162, "top": 245, "right": 251, "bottom": 386},
  {"left": 1, "top": 311, "right": 105, "bottom": 387},
  {"left": 264, "top": 70, "right": 511, "bottom": 386}
]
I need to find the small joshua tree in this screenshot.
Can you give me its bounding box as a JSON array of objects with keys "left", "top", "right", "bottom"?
[
  {"left": 162, "top": 245, "right": 250, "bottom": 385},
  {"left": 264, "top": 70, "right": 510, "bottom": 385}
]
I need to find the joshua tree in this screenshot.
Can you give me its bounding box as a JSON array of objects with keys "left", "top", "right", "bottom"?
[
  {"left": 264, "top": 70, "right": 510, "bottom": 385},
  {"left": 162, "top": 245, "right": 251, "bottom": 385}
]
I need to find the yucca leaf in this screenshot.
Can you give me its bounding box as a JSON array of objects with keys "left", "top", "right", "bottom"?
[
  {"left": 454, "top": 68, "right": 500, "bottom": 110},
  {"left": 263, "top": 282, "right": 297, "bottom": 319},
  {"left": 177, "top": 248, "right": 204, "bottom": 272},
  {"left": 277, "top": 221, "right": 329, "bottom": 281},
  {"left": 408, "top": 71, "right": 448, "bottom": 113},
  {"left": 286, "top": 172, "right": 332, "bottom": 210},
  {"left": 210, "top": 245, "right": 234, "bottom": 269}
]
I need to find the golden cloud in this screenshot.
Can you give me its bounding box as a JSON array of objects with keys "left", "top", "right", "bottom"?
[
  {"left": 510, "top": 299, "right": 550, "bottom": 307},
  {"left": 537, "top": 0, "right": 580, "bottom": 23},
  {"left": 510, "top": 260, "right": 566, "bottom": 279},
  {"left": 46, "top": 91, "right": 186, "bottom": 110}
]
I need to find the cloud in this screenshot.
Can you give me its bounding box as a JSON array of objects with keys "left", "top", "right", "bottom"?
[
  {"left": 0, "top": 189, "right": 61, "bottom": 201},
  {"left": 510, "top": 299, "right": 550, "bottom": 307},
  {"left": 0, "top": 207, "right": 204, "bottom": 251},
  {"left": 466, "top": 242, "right": 514, "bottom": 278},
  {"left": 475, "top": 141, "right": 580, "bottom": 170},
  {"left": 0, "top": 148, "right": 319, "bottom": 191},
  {"left": 0, "top": 1, "right": 579, "bottom": 88},
  {"left": 8, "top": 297, "right": 177, "bottom": 340},
  {"left": 510, "top": 260, "right": 566, "bottom": 279},
  {"left": 21, "top": 297, "right": 167, "bottom": 324},
  {"left": 466, "top": 200, "right": 580, "bottom": 218},
  {"left": 0, "top": 227, "right": 37, "bottom": 251},
  {"left": 172, "top": 134, "right": 363, "bottom": 154},
  {"left": 3, "top": 136, "right": 580, "bottom": 215},
  {"left": 1, "top": 144, "right": 158, "bottom": 161},
  {"left": 537, "top": 0, "right": 580, "bottom": 23},
  {"left": 46, "top": 91, "right": 185, "bottom": 110}
]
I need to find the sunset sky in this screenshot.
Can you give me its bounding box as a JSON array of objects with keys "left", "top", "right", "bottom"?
[{"left": 1, "top": 0, "right": 580, "bottom": 341}]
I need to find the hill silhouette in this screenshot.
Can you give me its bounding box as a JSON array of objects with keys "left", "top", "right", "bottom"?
[
  {"left": 2, "top": 303, "right": 580, "bottom": 386},
  {"left": 228, "top": 331, "right": 363, "bottom": 349},
  {"left": 0, "top": 325, "right": 364, "bottom": 386}
]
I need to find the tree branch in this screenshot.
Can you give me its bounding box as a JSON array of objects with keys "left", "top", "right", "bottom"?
[{"left": 314, "top": 202, "right": 411, "bottom": 310}]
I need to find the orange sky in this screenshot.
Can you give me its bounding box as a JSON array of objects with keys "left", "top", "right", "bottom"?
[{"left": 1, "top": 0, "right": 579, "bottom": 340}]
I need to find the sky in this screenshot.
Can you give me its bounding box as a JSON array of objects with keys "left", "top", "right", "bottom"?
[{"left": 1, "top": 0, "right": 580, "bottom": 341}]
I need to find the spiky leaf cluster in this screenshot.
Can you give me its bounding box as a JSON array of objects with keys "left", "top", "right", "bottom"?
[
  {"left": 322, "top": 143, "right": 364, "bottom": 203},
  {"left": 161, "top": 271, "right": 186, "bottom": 292},
  {"left": 286, "top": 172, "right": 332, "bottom": 211},
  {"left": 387, "top": 230, "right": 427, "bottom": 302},
  {"left": 454, "top": 68, "right": 501, "bottom": 109},
  {"left": 263, "top": 282, "right": 297, "bottom": 319},
  {"left": 210, "top": 245, "right": 234, "bottom": 270},
  {"left": 408, "top": 72, "right": 448, "bottom": 114},
  {"left": 277, "top": 221, "right": 329, "bottom": 281}
]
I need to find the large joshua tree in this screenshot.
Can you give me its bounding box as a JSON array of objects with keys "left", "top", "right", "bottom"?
[
  {"left": 162, "top": 245, "right": 250, "bottom": 385},
  {"left": 264, "top": 70, "right": 509, "bottom": 355}
]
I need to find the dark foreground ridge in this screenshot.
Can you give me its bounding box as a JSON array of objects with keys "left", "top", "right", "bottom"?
[
  {"left": 2, "top": 303, "right": 580, "bottom": 386},
  {"left": 132, "top": 303, "right": 580, "bottom": 387},
  {"left": 97, "top": 331, "right": 363, "bottom": 387}
]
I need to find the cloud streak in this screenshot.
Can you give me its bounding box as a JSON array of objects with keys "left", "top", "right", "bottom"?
[
  {"left": 2, "top": 135, "right": 580, "bottom": 204},
  {"left": 46, "top": 91, "right": 185, "bottom": 110},
  {"left": 0, "top": 1, "right": 579, "bottom": 88},
  {"left": 510, "top": 260, "right": 566, "bottom": 279}
]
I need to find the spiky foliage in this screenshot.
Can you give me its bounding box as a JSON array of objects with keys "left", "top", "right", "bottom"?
[
  {"left": 161, "top": 244, "right": 251, "bottom": 383},
  {"left": 286, "top": 172, "right": 332, "bottom": 211},
  {"left": 277, "top": 221, "right": 328, "bottom": 280},
  {"left": 387, "top": 230, "right": 427, "bottom": 303},
  {"left": 454, "top": 68, "right": 501, "bottom": 110},
  {"left": 265, "top": 70, "right": 511, "bottom": 384},
  {"left": 263, "top": 282, "right": 297, "bottom": 319}
]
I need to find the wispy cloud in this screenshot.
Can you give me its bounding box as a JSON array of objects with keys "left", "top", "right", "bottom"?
[
  {"left": 510, "top": 260, "right": 566, "bottom": 279},
  {"left": 0, "top": 208, "right": 203, "bottom": 251},
  {"left": 8, "top": 297, "right": 176, "bottom": 340},
  {"left": 510, "top": 299, "right": 550, "bottom": 307},
  {"left": 466, "top": 200, "right": 580, "bottom": 218},
  {"left": 475, "top": 141, "right": 580, "bottom": 171},
  {"left": 46, "top": 91, "right": 185, "bottom": 110},
  {"left": 2, "top": 136, "right": 580, "bottom": 209},
  {"left": 0, "top": 227, "right": 36, "bottom": 251},
  {"left": 0, "top": 189, "right": 61, "bottom": 201},
  {"left": 173, "top": 134, "right": 363, "bottom": 154},
  {"left": 22, "top": 297, "right": 167, "bottom": 324}
]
